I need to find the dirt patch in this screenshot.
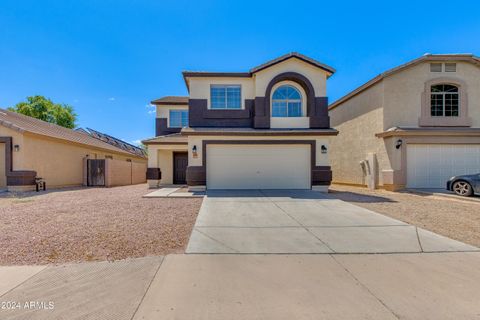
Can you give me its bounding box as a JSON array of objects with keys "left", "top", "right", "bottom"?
[
  {"left": 0, "top": 184, "right": 202, "bottom": 265},
  {"left": 329, "top": 184, "right": 480, "bottom": 247}
]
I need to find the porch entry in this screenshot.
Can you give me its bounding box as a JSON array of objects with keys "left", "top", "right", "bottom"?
[{"left": 173, "top": 152, "right": 188, "bottom": 185}]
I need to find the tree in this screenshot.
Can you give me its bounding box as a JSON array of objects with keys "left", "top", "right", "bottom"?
[{"left": 8, "top": 96, "right": 77, "bottom": 129}]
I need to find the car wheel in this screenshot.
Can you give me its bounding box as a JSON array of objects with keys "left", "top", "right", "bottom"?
[{"left": 452, "top": 181, "right": 473, "bottom": 197}]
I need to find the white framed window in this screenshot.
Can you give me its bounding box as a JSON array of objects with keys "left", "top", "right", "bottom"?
[
  {"left": 169, "top": 110, "right": 188, "bottom": 127},
  {"left": 271, "top": 85, "right": 303, "bottom": 117},
  {"left": 210, "top": 85, "right": 241, "bottom": 109},
  {"left": 430, "top": 84, "right": 459, "bottom": 117}
]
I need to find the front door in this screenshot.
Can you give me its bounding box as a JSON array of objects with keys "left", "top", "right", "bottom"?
[{"left": 173, "top": 152, "right": 188, "bottom": 185}]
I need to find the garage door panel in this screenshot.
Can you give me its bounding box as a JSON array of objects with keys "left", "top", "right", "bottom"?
[
  {"left": 207, "top": 145, "right": 310, "bottom": 190},
  {"left": 407, "top": 144, "right": 480, "bottom": 188}
]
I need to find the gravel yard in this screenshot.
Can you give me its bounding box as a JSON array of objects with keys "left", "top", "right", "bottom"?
[
  {"left": 0, "top": 184, "right": 202, "bottom": 265},
  {"left": 329, "top": 184, "right": 480, "bottom": 248}
]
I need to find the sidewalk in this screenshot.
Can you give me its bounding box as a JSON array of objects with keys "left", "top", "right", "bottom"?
[{"left": 1, "top": 253, "right": 480, "bottom": 320}]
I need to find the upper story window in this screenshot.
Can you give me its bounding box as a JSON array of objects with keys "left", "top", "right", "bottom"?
[
  {"left": 430, "top": 63, "right": 442, "bottom": 72},
  {"left": 210, "top": 85, "right": 241, "bottom": 109},
  {"left": 271, "top": 85, "right": 302, "bottom": 117},
  {"left": 445, "top": 63, "right": 456, "bottom": 72},
  {"left": 431, "top": 84, "right": 459, "bottom": 117},
  {"left": 169, "top": 110, "right": 188, "bottom": 127}
]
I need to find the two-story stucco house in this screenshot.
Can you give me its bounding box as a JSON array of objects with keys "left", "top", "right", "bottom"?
[
  {"left": 329, "top": 54, "right": 480, "bottom": 190},
  {"left": 143, "top": 53, "right": 338, "bottom": 191}
]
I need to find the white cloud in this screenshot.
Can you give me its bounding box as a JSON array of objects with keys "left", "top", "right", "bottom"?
[
  {"left": 146, "top": 103, "right": 156, "bottom": 115},
  {"left": 131, "top": 139, "right": 142, "bottom": 146},
  {"left": 108, "top": 97, "right": 115, "bottom": 101}
]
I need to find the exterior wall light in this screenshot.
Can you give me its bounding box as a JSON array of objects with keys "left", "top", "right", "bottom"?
[
  {"left": 192, "top": 145, "right": 198, "bottom": 158},
  {"left": 395, "top": 139, "right": 403, "bottom": 149},
  {"left": 321, "top": 145, "right": 327, "bottom": 154},
  {"left": 13, "top": 144, "right": 20, "bottom": 152}
]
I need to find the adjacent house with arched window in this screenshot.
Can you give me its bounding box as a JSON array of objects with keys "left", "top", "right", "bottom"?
[
  {"left": 143, "top": 53, "right": 338, "bottom": 191},
  {"left": 329, "top": 54, "right": 480, "bottom": 190}
]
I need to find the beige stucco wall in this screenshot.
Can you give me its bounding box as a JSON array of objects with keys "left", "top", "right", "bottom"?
[
  {"left": 156, "top": 105, "right": 188, "bottom": 127},
  {"left": 187, "top": 135, "right": 330, "bottom": 168},
  {"left": 105, "top": 159, "right": 147, "bottom": 187},
  {"left": 253, "top": 57, "right": 328, "bottom": 97},
  {"left": 329, "top": 81, "right": 388, "bottom": 186},
  {"left": 189, "top": 77, "right": 255, "bottom": 109},
  {"left": 106, "top": 159, "right": 131, "bottom": 187},
  {"left": 20, "top": 133, "right": 146, "bottom": 188},
  {"left": 132, "top": 161, "right": 147, "bottom": 185},
  {"left": 147, "top": 144, "right": 188, "bottom": 186},
  {"left": 383, "top": 61, "right": 480, "bottom": 129},
  {"left": 187, "top": 58, "right": 329, "bottom": 129}
]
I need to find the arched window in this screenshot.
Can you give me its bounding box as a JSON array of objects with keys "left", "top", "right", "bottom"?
[
  {"left": 431, "top": 84, "right": 459, "bottom": 117},
  {"left": 272, "top": 85, "right": 302, "bottom": 117}
]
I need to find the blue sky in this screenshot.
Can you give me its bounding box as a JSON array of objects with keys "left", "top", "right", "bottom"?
[{"left": 1, "top": 0, "right": 479, "bottom": 144}]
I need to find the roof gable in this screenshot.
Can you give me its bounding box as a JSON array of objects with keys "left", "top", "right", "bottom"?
[
  {"left": 181, "top": 52, "right": 335, "bottom": 91},
  {"left": 329, "top": 53, "right": 480, "bottom": 110},
  {"left": 250, "top": 52, "right": 336, "bottom": 75}
]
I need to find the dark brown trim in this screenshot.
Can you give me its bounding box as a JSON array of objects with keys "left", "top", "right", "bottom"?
[
  {"left": 185, "top": 166, "right": 206, "bottom": 186},
  {"left": 151, "top": 96, "right": 189, "bottom": 105},
  {"left": 183, "top": 72, "right": 251, "bottom": 78},
  {"left": 152, "top": 101, "right": 188, "bottom": 106},
  {"left": 255, "top": 72, "right": 330, "bottom": 129},
  {"left": 0, "top": 137, "right": 37, "bottom": 186},
  {"left": 156, "top": 118, "right": 182, "bottom": 136},
  {"left": 189, "top": 99, "right": 253, "bottom": 127},
  {"left": 182, "top": 129, "right": 338, "bottom": 136},
  {"left": 146, "top": 167, "right": 161, "bottom": 180},
  {"left": 185, "top": 140, "right": 332, "bottom": 187}
]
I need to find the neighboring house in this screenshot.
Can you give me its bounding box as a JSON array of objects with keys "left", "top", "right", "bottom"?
[
  {"left": 0, "top": 109, "right": 147, "bottom": 191},
  {"left": 78, "top": 127, "right": 146, "bottom": 158},
  {"left": 143, "top": 52, "right": 338, "bottom": 191},
  {"left": 329, "top": 54, "right": 480, "bottom": 190}
]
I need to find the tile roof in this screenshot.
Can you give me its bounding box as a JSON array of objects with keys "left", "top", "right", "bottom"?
[
  {"left": 0, "top": 108, "right": 145, "bottom": 158},
  {"left": 249, "top": 52, "right": 336, "bottom": 74},
  {"left": 151, "top": 96, "right": 189, "bottom": 105},
  {"left": 142, "top": 133, "right": 188, "bottom": 144}
]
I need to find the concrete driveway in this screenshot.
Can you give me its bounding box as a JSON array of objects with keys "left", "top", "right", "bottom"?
[{"left": 187, "top": 190, "right": 478, "bottom": 254}]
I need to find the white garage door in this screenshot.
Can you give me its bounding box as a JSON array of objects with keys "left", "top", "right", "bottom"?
[
  {"left": 206, "top": 144, "right": 311, "bottom": 189},
  {"left": 407, "top": 144, "right": 480, "bottom": 188}
]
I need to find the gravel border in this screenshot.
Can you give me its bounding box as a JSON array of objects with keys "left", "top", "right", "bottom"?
[
  {"left": 329, "top": 184, "right": 480, "bottom": 248},
  {"left": 0, "top": 184, "right": 202, "bottom": 265}
]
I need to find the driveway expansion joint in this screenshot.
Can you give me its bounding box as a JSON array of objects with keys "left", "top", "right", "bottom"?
[
  {"left": 329, "top": 254, "right": 401, "bottom": 319},
  {"left": 0, "top": 265, "right": 49, "bottom": 299},
  {"left": 130, "top": 258, "right": 164, "bottom": 320}
]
